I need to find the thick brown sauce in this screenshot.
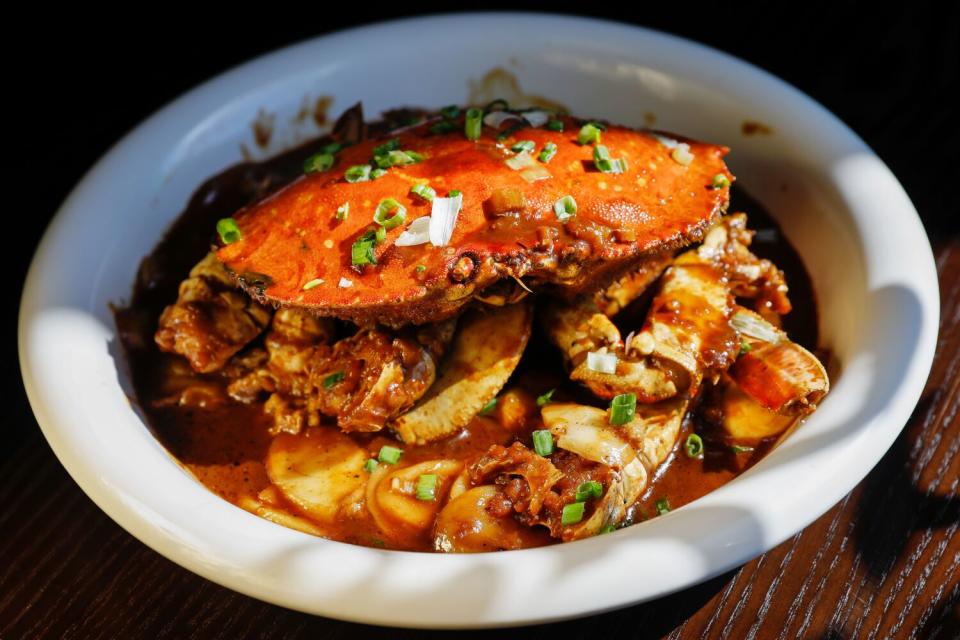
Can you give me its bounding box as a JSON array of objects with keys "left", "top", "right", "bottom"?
[{"left": 115, "top": 119, "right": 819, "bottom": 552}]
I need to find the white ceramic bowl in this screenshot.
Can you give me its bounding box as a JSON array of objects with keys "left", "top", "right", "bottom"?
[{"left": 19, "top": 13, "right": 939, "bottom": 628}]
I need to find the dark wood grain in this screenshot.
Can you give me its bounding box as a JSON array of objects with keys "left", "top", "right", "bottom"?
[{"left": 6, "top": 7, "right": 959, "bottom": 639}]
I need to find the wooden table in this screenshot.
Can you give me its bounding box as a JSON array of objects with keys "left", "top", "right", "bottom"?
[{"left": 6, "top": 9, "right": 958, "bottom": 639}]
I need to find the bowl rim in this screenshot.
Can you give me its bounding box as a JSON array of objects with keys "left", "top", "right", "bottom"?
[{"left": 18, "top": 12, "right": 939, "bottom": 628}]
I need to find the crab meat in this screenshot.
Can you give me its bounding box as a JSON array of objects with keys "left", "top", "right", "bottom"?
[{"left": 216, "top": 113, "right": 731, "bottom": 327}]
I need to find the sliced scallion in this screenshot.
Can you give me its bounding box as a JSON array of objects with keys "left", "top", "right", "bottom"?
[
  {"left": 655, "top": 498, "right": 671, "bottom": 515},
  {"left": 575, "top": 481, "right": 603, "bottom": 502},
  {"left": 536, "top": 389, "right": 556, "bottom": 407},
  {"left": 364, "top": 459, "right": 378, "bottom": 473},
  {"left": 538, "top": 141, "right": 558, "bottom": 163},
  {"left": 546, "top": 119, "right": 564, "bottom": 132},
  {"left": 465, "top": 108, "right": 483, "bottom": 140},
  {"left": 351, "top": 233, "right": 377, "bottom": 267},
  {"left": 323, "top": 371, "right": 344, "bottom": 389},
  {"left": 303, "top": 152, "right": 334, "bottom": 174},
  {"left": 216, "top": 218, "right": 241, "bottom": 244},
  {"left": 553, "top": 195, "right": 577, "bottom": 222},
  {"left": 685, "top": 434, "right": 705, "bottom": 458},
  {"left": 511, "top": 140, "right": 536, "bottom": 153},
  {"left": 302, "top": 278, "right": 324, "bottom": 291},
  {"left": 577, "top": 122, "right": 602, "bottom": 145},
  {"left": 415, "top": 474, "right": 437, "bottom": 501},
  {"left": 731, "top": 444, "right": 755, "bottom": 454},
  {"left": 561, "top": 502, "right": 585, "bottom": 526},
  {"left": 345, "top": 164, "right": 372, "bottom": 183},
  {"left": 532, "top": 430, "right": 553, "bottom": 457},
  {"left": 373, "top": 198, "right": 407, "bottom": 229},
  {"left": 335, "top": 202, "right": 349, "bottom": 221},
  {"left": 378, "top": 445, "right": 403, "bottom": 465},
  {"left": 410, "top": 184, "right": 436, "bottom": 202},
  {"left": 373, "top": 138, "right": 401, "bottom": 157},
  {"left": 479, "top": 397, "right": 498, "bottom": 416},
  {"left": 600, "top": 524, "right": 617, "bottom": 534},
  {"left": 609, "top": 392, "right": 637, "bottom": 426},
  {"left": 370, "top": 168, "right": 387, "bottom": 179},
  {"left": 712, "top": 173, "right": 731, "bottom": 189},
  {"left": 593, "top": 145, "right": 627, "bottom": 174}
]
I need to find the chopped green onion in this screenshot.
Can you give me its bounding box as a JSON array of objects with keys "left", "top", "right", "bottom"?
[
  {"left": 410, "top": 184, "right": 436, "bottom": 202},
  {"left": 430, "top": 121, "right": 457, "bottom": 135},
  {"left": 600, "top": 524, "right": 617, "bottom": 534},
  {"left": 655, "top": 498, "right": 671, "bottom": 515},
  {"left": 216, "top": 218, "right": 241, "bottom": 244},
  {"left": 345, "top": 164, "right": 372, "bottom": 183},
  {"left": 320, "top": 141, "right": 344, "bottom": 155},
  {"left": 712, "top": 173, "right": 731, "bottom": 189},
  {"left": 336, "top": 202, "right": 349, "bottom": 221},
  {"left": 546, "top": 119, "right": 564, "bottom": 132},
  {"left": 373, "top": 198, "right": 407, "bottom": 229},
  {"left": 553, "top": 195, "right": 577, "bottom": 222},
  {"left": 511, "top": 140, "right": 536, "bottom": 153},
  {"left": 373, "top": 138, "right": 401, "bottom": 157},
  {"left": 731, "top": 444, "right": 755, "bottom": 454},
  {"left": 479, "top": 397, "right": 498, "bottom": 416},
  {"left": 609, "top": 393, "right": 637, "bottom": 426},
  {"left": 302, "top": 278, "right": 324, "bottom": 291},
  {"left": 364, "top": 459, "right": 378, "bottom": 473},
  {"left": 416, "top": 474, "right": 438, "bottom": 501},
  {"left": 375, "top": 225, "right": 387, "bottom": 243},
  {"left": 575, "top": 481, "right": 603, "bottom": 502},
  {"left": 378, "top": 445, "right": 403, "bottom": 464},
  {"left": 561, "top": 502, "right": 585, "bottom": 526},
  {"left": 538, "top": 141, "right": 558, "bottom": 163},
  {"left": 323, "top": 371, "right": 344, "bottom": 389},
  {"left": 739, "top": 341, "right": 752, "bottom": 355},
  {"left": 440, "top": 105, "right": 461, "bottom": 119},
  {"left": 532, "top": 430, "right": 554, "bottom": 457},
  {"left": 416, "top": 264, "right": 426, "bottom": 273},
  {"left": 370, "top": 168, "right": 387, "bottom": 179},
  {"left": 577, "top": 123, "right": 603, "bottom": 145},
  {"left": 465, "top": 108, "right": 483, "bottom": 140},
  {"left": 376, "top": 149, "right": 422, "bottom": 168},
  {"left": 536, "top": 388, "right": 556, "bottom": 407},
  {"left": 351, "top": 234, "right": 377, "bottom": 266},
  {"left": 685, "top": 434, "right": 705, "bottom": 458},
  {"left": 303, "top": 152, "right": 334, "bottom": 174},
  {"left": 449, "top": 189, "right": 462, "bottom": 197},
  {"left": 592, "top": 145, "right": 628, "bottom": 174}
]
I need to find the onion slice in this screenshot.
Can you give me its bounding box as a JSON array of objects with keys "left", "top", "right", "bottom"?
[
  {"left": 429, "top": 193, "right": 463, "bottom": 247},
  {"left": 521, "top": 110, "right": 551, "bottom": 127},
  {"left": 483, "top": 111, "right": 522, "bottom": 128},
  {"left": 395, "top": 216, "right": 431, "bottom": 247}
]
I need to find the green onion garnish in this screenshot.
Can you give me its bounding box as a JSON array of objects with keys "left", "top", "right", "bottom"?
[
  {"left": 378, "top": 445, "right": 403, "bottom": 465},
  {"left": 546, "top": 119, "right": 564, "bottom": 132},
  {"left": 373, "top": 198, "right": 407, "bottom": 229},
  {"left": 600, "top": 524, "right": 617, "bottom": 534},
  {"left": 410, "top": 184, "right": 436, "bottom": 202},
  {"left": 370, "top": 168, "right": 387, "bottom": 179},
  {"left": 449, "top": 189, "right": 462, "bottom": 197},
  {"left": 351, "top": 234, "right": 377, "bottom": 266},
  {"left": 712, "top": 173, "right": 731, "bottom": 189},
  {"left": 465, "top": 108, "right": 483, "bottom": 140},
  {"left": 739, "top": 342, "right": 752, "bottom": 355},
  {"left": 553, "top": 195, "right": 577, "bottom": 222},
  {"left": 532, "top": 430, "right": 553, "bottom": 457},
  {"left": 373, "top": 138, "right": 401, "bottom": 157},
  {"left": 536, "top": 389, "right": 556, "bottom": 407},
  {"left": 440, "top": 105, "right": 461, "bottom": 119},
  {"left": 303, "top": 152, "right": 335, "bottom": 174},
  {"left": 685, "top": 434, "right": 704, "bottom": 458},
  {"left": 216, "top": 218, "right": 241, "bottom": 244},
  {"left": 592, "top": 145, "right": 628, "bottom": 174},
  {"left": 416, "top": 474, "right": 438, "bottom": 501},
  {"left": 323, "top": 371, "right": 344, "bottom": 389},
  {"left": 336, "top": 202, "right": 349, "bottom": 221},
  {"left": 561, "top": 502, "right": 585, "bottom": 526},
  {"left": 577, "top": 123, "right": 603, "bottom": 145},
  {"left": 511, "top": 140, "right": 536, "bottom": 153},
  {"left": 376, "top": 149, "right": 422, "bottom": 168},
  {"left": 415, "top": 264, "right": 426, "bottom": 273},
  {"left": 731, "top": 444, "right": 755, "bottom": 454},
  {"left": 364, "top": 459, "right": 378, "bottom": 473},
  {"left": 302, "top": 278, "right": 324, "bottom": 291},
  {"left": 575, "top": 481, "right": 603, "bottom": 502},
  {"left": 345, "top": 164, "right": 372, "bottom": 183},
  {"left": 609, "top": 392, "right": 637, "bottom": 426},
  {"left": 655, "top": 498, "right": 671, "bottom": 515},
  {"left": 375, "top": 225, "right": 387, "bottom": 243},
  {"left": 320, "top": 142, "right": 344, "bottom": 155},
  {"left": 538, "top": 141, "right": 558, "bottom": 163},
  {"left": 479, "top": 397, "right": 498, "bottom": 416},
  {"left": 430, "top": 121, "right": 457, "bottom": 135}
]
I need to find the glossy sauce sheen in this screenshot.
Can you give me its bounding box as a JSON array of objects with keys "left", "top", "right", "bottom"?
[{"left": 115, "top": 119, "right": 818, "bottom": 552}]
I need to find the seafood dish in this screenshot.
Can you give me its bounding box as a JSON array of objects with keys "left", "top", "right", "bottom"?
[{"left": 115, "top": 102, "right": 829, "bottom": 552}]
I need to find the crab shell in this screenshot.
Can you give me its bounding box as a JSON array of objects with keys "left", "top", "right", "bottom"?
[{"left": 217, "top": 115, "right": 731, "bottom": 327}]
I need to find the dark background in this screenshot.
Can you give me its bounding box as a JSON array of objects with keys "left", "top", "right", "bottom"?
[{"left": 7, "top": 5, "right": 959, "bottom": 638}]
